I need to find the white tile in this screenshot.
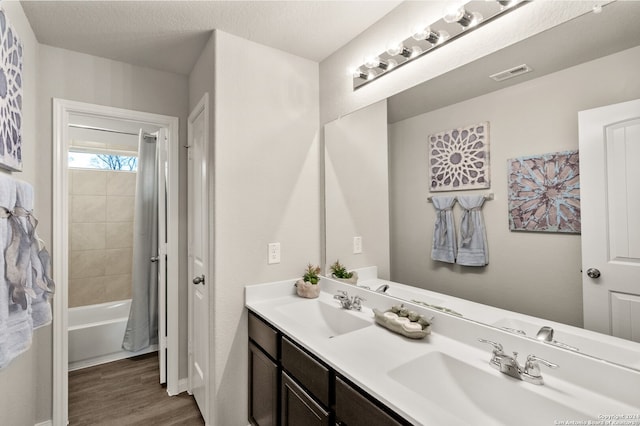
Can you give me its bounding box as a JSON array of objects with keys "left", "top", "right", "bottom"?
[
  {"left": 106, "top": 196, "right": 135, "bottom": 222},
  {"left": 70, "top": 223, "right": 106, "bottom": 251},
  {"left": 105, "top": 248, "right": 133, "bottom": 276},
  {"left": 71, "top": 195, "right": 107, "bottom": 223},
  {"left": 107, "top": 171, "right": 137, "bottom": 196},
  {"left": 106, "top": 222, "right": 134, "bottom": 249},
  {"left": 72, "top": 170, "right": 107, "bottom": 195}
]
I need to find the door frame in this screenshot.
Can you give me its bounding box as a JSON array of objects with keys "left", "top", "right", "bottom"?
[{"left": 52, "top": 99, "right": 180, "bottom": 425}]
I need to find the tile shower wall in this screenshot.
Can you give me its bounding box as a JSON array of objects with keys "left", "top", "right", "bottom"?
[{"left": 68, "top": 169, "right": 136, "bottom": 308}]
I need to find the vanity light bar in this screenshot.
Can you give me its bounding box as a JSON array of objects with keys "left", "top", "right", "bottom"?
[{"left": 352, "top": 0, "right": 529, "bottom": 90}]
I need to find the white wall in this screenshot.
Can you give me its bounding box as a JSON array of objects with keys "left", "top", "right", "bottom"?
[
  {"left": 212, "top": 31, "right": 320, "bottom": 425},
  {"left": 325, "top": 100, "right": 390, "bottom": 278},
  {"left": 0, "top": 3, "right": 47, "bottom": 425},
  {"left": 389, "top": 46, "right": 640, "bottom": 326},
  {"left": 319, "top": 1, "right": 601, "bottom": 124}
]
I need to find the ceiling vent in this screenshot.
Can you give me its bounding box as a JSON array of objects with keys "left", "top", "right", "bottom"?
[{"left": 489, "top": 64, "right": 533, "bottom": 82}]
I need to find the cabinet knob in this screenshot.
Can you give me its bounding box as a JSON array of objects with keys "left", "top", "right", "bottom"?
[{"left": 192, "top": 275, "right": 205, "bottom": 285}]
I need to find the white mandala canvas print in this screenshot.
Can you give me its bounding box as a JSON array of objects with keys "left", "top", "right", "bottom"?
[
  {"left": 428, "top": 122, "right": 490, "bottom": 192},
  {"left": 0, "top": 9, "right": 23, "bottom": 171}
]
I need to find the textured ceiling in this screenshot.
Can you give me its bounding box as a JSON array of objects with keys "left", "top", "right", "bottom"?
[{"left": 21, "top": 1, "right": 402, "bottom": 75}]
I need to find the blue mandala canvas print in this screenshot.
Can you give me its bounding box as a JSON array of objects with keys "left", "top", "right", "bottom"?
[{"left": 0, "top": 9, "right": 22, "bottom": 171}]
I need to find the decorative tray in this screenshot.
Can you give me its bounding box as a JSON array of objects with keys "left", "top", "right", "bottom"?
[{"left": 373, "top": 304, "right": 432, "bottom": 339}]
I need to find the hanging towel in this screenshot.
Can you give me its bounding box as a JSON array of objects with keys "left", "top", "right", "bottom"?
[
  {"left": 0, "top": 174, "right": 33, "bottom": 369},
  {"left": 0, "top": 175, "right": 55, "bottom": 369},
  {"left": 456, "top": 195, "right": 489, "bottom": 267},
  {"left": 431, "top": 196, "right": 457, "bottom": 263}
]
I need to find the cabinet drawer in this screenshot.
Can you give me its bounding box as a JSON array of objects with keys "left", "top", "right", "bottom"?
[
  {"left": 335, "top": 377, "right": 407, "bottom": 426},
  {"left": 248, "top": 311, "right": 279, "bottom": 360},
  {"left": 281, "top": 337, "right": 331, "bottom": 407},
  {"left": 281, "top": 372, "right": 330, "bottom": 426}
]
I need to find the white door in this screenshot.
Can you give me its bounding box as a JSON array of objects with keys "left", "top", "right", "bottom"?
[
  {"left": 188, "top": 94, "right": 210, "bottom": 421},
  {"left": 579, "top": 98, "right": 640, "bottom": 342},
  {"left": 155, "top": 129, "right": 168, "bottom": 384}
]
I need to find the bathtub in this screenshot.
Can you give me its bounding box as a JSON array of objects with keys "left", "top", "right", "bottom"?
[{"left": 68, "top": 299, "right": 157, "bottom": 371}]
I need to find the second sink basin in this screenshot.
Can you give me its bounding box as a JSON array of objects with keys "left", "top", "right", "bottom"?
[
  {"left": 275, "top": 298, "right": 373, "bottom": 339},
  {"left": 388, "top": 351, "right": 593, "bottom": 425}
]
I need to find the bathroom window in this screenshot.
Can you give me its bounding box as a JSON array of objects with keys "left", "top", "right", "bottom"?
[{"left": 68, "top": 140, "right": 138, "bottom": 171}]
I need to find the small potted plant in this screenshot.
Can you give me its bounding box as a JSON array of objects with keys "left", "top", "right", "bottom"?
[
  {"left": 329, "top": 260, "right": 358, "bottom": 284},
  {"left": 295, "top": 263, "right": 321, "bottom": 299}
]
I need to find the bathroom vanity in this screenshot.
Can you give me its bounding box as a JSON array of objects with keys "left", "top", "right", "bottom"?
[{"left": 246, "top": 275, "right": 640, "bottom": 425}]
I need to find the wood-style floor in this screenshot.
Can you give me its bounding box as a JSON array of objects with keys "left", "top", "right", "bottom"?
[{"left": 68, "top": 353, "right": 204, "bottom": 426}]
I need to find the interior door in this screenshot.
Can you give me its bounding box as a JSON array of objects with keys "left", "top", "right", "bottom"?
[
  {"left": 579, "top": 98, "right": 640, "bottom": 342},
  {"left": 188, "top": 94, "right": 210, "bottom": 421},
  {"left": 155, "top": 129, "right": 168, "bottom": 384}
]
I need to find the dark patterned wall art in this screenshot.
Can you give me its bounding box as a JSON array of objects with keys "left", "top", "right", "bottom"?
[
  {"left": 428, "top": 122, "right": 490, "bottom": 192},
  {"left": 0, "top": 9, "right": 23, "bottom": 171},
  {"left": 508, "top": 150, "right": 580, "bottom": 233}
]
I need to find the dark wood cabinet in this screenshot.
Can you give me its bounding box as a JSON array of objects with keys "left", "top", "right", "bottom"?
[
  {"left": 248, "top": 341, "right": 279, "bottom": 426},
  {"left": 281, "top": 372, "right": 330, "bottom": 426},
  {"left": 335, "top": 377, "right": 408, "bottom": 426},
  {"left": 248, "top": 309, "right": 409, "bottom": 426},
  {"left": 281, "top": 337, "right": 331, "bottom": 407}
]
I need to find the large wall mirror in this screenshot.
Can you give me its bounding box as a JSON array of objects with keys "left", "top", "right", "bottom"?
[{"left": 325, "top": 1, "right": 640, "bottom": 369}]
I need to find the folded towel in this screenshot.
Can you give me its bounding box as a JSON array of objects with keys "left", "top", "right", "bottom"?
[
  {"left": 456, "top": 195, "right": 489, "bottom": 266},
  {"left": 431, "top": 196, "right": 457, "bottom": 263}
]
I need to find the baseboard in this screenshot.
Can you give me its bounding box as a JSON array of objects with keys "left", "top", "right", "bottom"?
[
  {"left": 178, "top": 378, "right": 189, "bottom": 394},
  {"left": 35, "top": 420, "right": 53, "bottom": 426},
  {"left": 167, "top": 377, "right": 190, "bottom": 396}
]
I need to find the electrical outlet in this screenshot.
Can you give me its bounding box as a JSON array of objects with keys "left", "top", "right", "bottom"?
[
  {"left": 268, "top": 242, "right": 281, "bottom": 264},
  {"left": 353, "top": 236, "right": 362, "bottom": 254}
]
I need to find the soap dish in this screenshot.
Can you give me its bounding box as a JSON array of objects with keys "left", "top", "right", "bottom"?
[{"left": 373, "top": 304, "right": 432, "bottom": 339}]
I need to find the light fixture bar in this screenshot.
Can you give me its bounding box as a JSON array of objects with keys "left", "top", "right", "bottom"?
[{"left": 352, "top": 0, "right": 529, "bottom": 90}]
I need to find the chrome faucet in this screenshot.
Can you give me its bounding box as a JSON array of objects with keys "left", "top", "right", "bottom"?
[
  {"left": 334, "top": 290, "right": 365, "bottom": 311},
  {"left": 478, "top": 338, "right": 558, "bottom": 385},
  {"left": 536, "top": 326, "right": 554, "bottom": 342},
  {"left": 375, "top": 284, "right": 390, "bottom": 293}
]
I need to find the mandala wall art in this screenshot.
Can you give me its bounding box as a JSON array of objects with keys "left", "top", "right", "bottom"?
[
  {"left": 507, "top": 150, "right": 580, "bottom": 233},
  {"left": 428, "top": 122, "right": 490, "bottom": 192},
  {"left": 0, "top": 9, "right": 23, "bottom": 171}
]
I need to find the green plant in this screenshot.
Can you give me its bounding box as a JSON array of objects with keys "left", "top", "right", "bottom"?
[
  {"left": 303, "top": 263, "right": 321, "bottom": 284},
  {"left": 329, "top": 260, "right": 353, "bottom": 279}
]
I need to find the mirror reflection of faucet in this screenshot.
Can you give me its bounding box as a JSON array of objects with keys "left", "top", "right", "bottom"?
[{"left": 478, "top": 338, "right": 559, "bottom": 385}]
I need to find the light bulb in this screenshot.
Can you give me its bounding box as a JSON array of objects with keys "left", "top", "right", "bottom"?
[
  {"left": 364, "top": 55, "right": 381, "bottom": 69},
  {"left": 366, "top": 70, "right": 377, "bottom": 81},
  {"left": 386, "top": 42, "right": 403, "bottom": 57},
  {"left": 443, "top": 6, "right": 481, "bottom": 27},
  {"left": 351, "top": 67, "right": 366, "bottom": 79},
  {"left": 411, "top": 25, "right": 428, "bottom": 41},
  {"left": 409, "top": 46, "right": 422, "bottom": 59}
]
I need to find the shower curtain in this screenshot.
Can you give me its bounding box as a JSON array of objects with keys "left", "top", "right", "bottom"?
[{"left": 122, "top": 131, "right": 158, "bottom": 352}]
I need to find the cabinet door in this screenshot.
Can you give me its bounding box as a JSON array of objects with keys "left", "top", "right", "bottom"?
[
  {"left": 282, "top": 372, "right": 330, "bottom": 426},
  {"left": 249, "top": 342, "right": 279, "bottom": 426},
  {"left": 335, "top": 377, "right": 407, "bottom": 426}
]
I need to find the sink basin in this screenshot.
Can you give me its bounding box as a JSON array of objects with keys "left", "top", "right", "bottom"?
[
  {"left": 388, "top": 352, "right": 593, "bottom": 425},
  {"left": 275, "top": 299, "right": 373, "bottom": 339},
  {"left": 493, "top": 318, "right": 640, "bottom": 369}
]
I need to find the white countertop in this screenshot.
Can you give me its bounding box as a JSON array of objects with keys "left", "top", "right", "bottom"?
[{"left": 246, "top": 277, "right": 640, "bottom": 425}]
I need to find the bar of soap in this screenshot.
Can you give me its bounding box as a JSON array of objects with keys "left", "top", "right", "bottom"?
[{"left": 383, "top": 311, "right": 398, "bottom": 320}]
